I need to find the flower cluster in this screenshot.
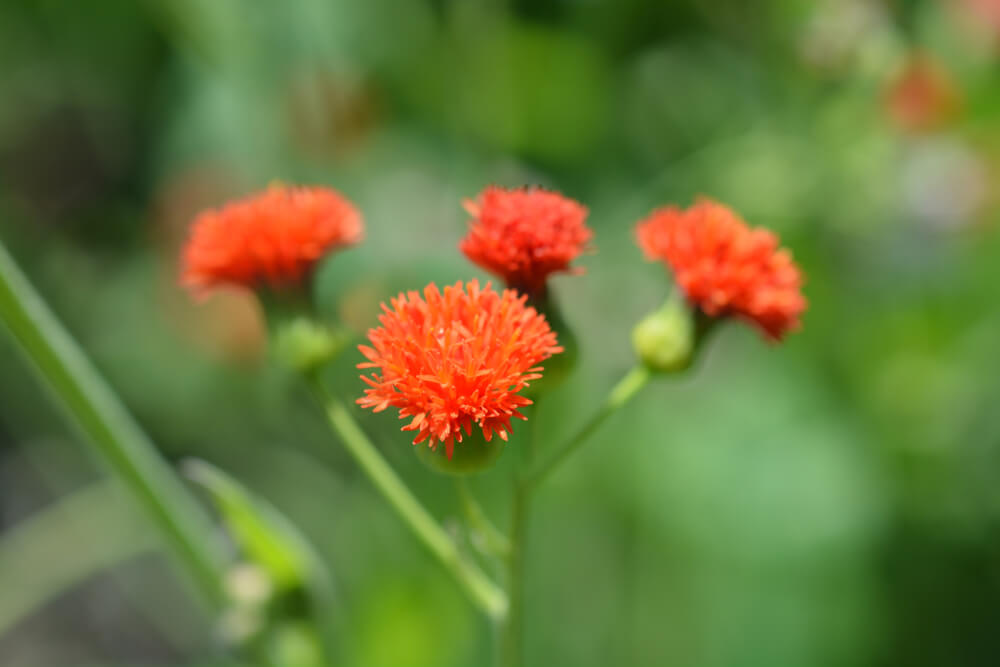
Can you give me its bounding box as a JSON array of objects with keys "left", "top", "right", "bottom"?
[
  {"left": 636, "top": 198, "right": 806, "bottom": 340},
  {"left": 181, "top": 182, "right": 806, "bottom": 452},
  {"left": 182, "top": 184, "right": 363, "bottom": 293},
  {"left": 357, "top": 281, "right": 561, "bottom": 457},
  {"left": 460, "top": 186, "right": 591, "bottom": 295}
]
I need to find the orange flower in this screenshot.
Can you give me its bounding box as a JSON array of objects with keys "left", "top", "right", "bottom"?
[
  {"left": 884, "top": 54, "right": 959, "bottom": 133},
  {"left": 636, "top": 199, "right": 806, "bottom": 341},
  {"left": 357, "top": 280, "right": 561, "bottom": 457},
  {"left": 460, "top": 186, "right": 591, "bottom": 295},
  {"left": 181, "top": 184, "right": 363, "bottom": 293},
  {"left": 961, "top": 0, "right": 1000, "bottom": 40}
]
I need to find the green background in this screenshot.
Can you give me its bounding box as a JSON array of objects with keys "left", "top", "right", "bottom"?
[{"left": 2, "top": 0, "right": 999, "bottom": 665}]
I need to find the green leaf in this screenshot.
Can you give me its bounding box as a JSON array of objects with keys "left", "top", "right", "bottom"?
[{"left": 183, "top": 459, "right": 328, "bottom": 595}]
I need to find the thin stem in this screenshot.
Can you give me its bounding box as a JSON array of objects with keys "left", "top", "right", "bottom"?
[
  {"left": 500, "top": 399, "right": 542, "bottom": 667},
  {"left": 501, "top": 479, "right": 529, "bottom": 667},
  {"left": 313, "top": 386, "right": 508, "bottom": 621},
  {"left": 456, "top": 478, "right": 511, "bottom": 559},
  {"left": 0, "top": 241, "right": 226, "bottom": 608},
  {"left": 525, "top": 366, "right": 651, "bottom": 489}
]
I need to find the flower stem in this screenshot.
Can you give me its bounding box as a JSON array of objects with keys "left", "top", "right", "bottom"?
[
  {"left": 456, "top": 478, "right": 511, "bottom": 560},
  {"left": 524, "top": 365, "right": 651, "bottom": 489},
  {"left": 500, "top": 399, "right": 544, "bottom": 667},
  {"left": 501, "top": 477, "right": 530, "bottom": 667},
  {"left": 0, "top": 241, "right": 226, "bottom": 608},
  {"left": 313, "top": 386, "right": 508, "bottom": 621}
]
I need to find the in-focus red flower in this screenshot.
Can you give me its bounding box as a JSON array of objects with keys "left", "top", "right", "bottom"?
[
  {"left": 636, "top": 198, "right": 806, "bottom": 341},
  {"left": 181, "top": 184, "right": 363, "bottom": 294},
  {"left": 460, "top": 186, "right": 591, "bottom": 295},
  {"left": 357, "top": 280, "right": 561, "bottom": 457}
]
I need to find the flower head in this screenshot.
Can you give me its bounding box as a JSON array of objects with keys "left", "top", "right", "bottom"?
[
  {"left": 636, "top": 198, "right": 806, "bottom": 341},
  {"left": 357, "top": 280, "right": 561, "bottom": 457},
  {"left": 181, "top": 184, "right": 362, "bottom": 294},
  {"left": 460, "top": 186, "right": 591, "bottom": 294}
]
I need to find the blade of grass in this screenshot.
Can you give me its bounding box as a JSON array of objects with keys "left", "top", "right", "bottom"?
[{"left": 0, "top": 240, "right": 226, "bottom": 609}]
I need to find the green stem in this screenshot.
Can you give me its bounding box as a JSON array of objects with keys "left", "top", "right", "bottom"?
[
  {"left": 525, "top": 366, "right": 651, "bottom": 489},
  {"left": 0, "top": 241, "right": 226, "bottom": 608},
  {"left": 501, "top": 479, "right": 529, "bottom": 667},
  {"left": 315, "top": 388, "right": 508, "bottom": 621},
  {"left": 500, "top": 399, "right": 544, "bottom": 667},
  {"left": 456, "top": 478, "right": 511, "bottom": 559}
]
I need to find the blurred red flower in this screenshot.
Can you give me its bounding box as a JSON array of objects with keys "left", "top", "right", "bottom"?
[
  {"left": 960, "top": 0, "right": 1000, "bottom": 41},
  {"left": 181, "top": 184, "right": 363, "bottom": 294},
  {"left": 885, "top": 54, "right": 959, "bottom": 133},
  {"left": 460, "top": 186, "right": 591, "bottom": 295},
  {"left": 636, "top": 199, "right": 806, "bottom": 341},
  {"left": 357, "top": 280, "right": 561, "bottom": 457}
]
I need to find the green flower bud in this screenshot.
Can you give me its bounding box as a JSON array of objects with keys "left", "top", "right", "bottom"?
[
  {"left": 273, "top": 317, "right": 346, "bottom": 373},
  {"left": 267, "top": 621, "right": 325, "bottom": 667},
  {"left": 631, "top": 293, "right": 695, "bottom": 373}
]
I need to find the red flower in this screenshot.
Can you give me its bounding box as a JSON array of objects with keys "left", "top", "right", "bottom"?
[
  {"left": 357, "top": 280, "right": 561, "bottom": 457},
  {"left": 885, "top": 54, "right": 959, "bottom": 133},
  {"left": 460, "top": 186, "right": 591, "bottom": 294},
  {"left": 181, "top": 184, "right": 363, "bottom": 293},
  {"left": 636, "top": 199, "right": 806, "bottom": 341}
]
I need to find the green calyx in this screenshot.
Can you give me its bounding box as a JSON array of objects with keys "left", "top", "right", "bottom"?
[
  {"left": 273, "top": 316, "right": 348, "bottom": 374},
  {"left": 631, "top": 292, "right": 695, "bottom": 374},
  {"left": 255, "top": 278, "right": 350, "bottom": 374},
  {"left": 415, "top": 429, "right": 507, "bottom": 476}
]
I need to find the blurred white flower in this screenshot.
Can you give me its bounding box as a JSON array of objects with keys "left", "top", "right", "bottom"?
[
  {"left": 799, "top": 0, "right": 892, "bottom": 72},
  {"left": 900, "top": 137, "right": 987, "bottom": 230},
  {"left": 224, "top": 562, "right": 274, "bottom": 606}
]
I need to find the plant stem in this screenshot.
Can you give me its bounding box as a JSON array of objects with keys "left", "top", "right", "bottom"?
[
  {"left": 500, "top": 399, "right": 544, "bottom": 667},
  {"left": 525, "top": 365, "right": 651, "bottom": 489},
  {"left": 456, "top": 478, "right": 510, "bottom": 559},
  {"left": 499, "top": 364, "right": 652, "bottom": 664},
  {"left": 315, "top": 388, "right": 508, "bottom": 621},
  {"left": 501, "top": 477, "right": 529, "bottom": 667},
  {"left": 0, "top": 242, "right": 226, "bottom": 608}
]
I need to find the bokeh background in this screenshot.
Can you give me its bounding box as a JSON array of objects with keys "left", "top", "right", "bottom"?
[{"left": 2, "top": 0, "right": 1000, "bottom": 665}]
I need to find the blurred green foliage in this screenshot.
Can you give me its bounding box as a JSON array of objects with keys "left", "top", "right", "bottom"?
[{"left": 2, "top": 0, "right": 1000, "bottom": 665}]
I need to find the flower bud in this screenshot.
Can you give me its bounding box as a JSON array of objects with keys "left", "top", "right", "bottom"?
[
  {"left": 273, "top": 317, "right": 346, "bottom": 373},
  {"left": 267, "top": 621, "right": 325, "bottom": 667},
  {"left": 631, "top": 293, "right": 694, "bottom": 373}
]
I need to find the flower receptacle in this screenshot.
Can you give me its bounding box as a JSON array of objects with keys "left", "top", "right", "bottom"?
[{"left": 415, "top": 429, "right": 507, "bottom": 476}]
